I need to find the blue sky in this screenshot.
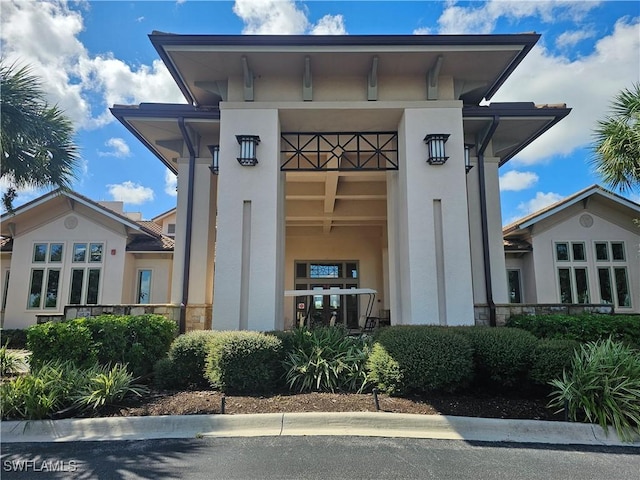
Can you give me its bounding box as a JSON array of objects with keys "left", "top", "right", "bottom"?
[{"left": 1, "top": 0, "right": 639, "bottom": 223}]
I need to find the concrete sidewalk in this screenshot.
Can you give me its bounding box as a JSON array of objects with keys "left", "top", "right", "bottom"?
[{"left": 2, "top": 412, "right": 639, "bottom": 446}]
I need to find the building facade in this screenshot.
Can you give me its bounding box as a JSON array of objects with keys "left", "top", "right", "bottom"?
[
  {"left": 0, "top": 191, "right": 174, "bottom": 329},
  {"left": 504, "top": 185, "right": 640, "bottom": 314},
  {"left": 110, "top": 33, "right": 570, "bottom": 332}
]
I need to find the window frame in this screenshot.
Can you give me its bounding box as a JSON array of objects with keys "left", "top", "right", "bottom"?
[
  {"left": 136, "top": 269, "right": 153, "bottom": 304},
  {"left": 506, "top": 269, "right": 523, "bottom": 304}
]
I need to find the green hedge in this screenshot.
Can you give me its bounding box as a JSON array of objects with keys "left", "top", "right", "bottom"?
[
  {"left": 457, "top": 327, "right": 538, "bottom": 389},
  {"left": 0, "top": 329, "right": 28, "bottom": 349},
  {"left": 27, "top": 315, "right": 177, "bottom": 377},
  {"left": 506, "top": 314, "right": 640, "bottom": 348},
  {"left": 204, "top": 331, "right": 283, "bottom": 394},
  {"left": 154, "top": 331, "right": 220, "bottom": 390},
  {"left": 367, "top": 326, "right": 474, "bottom": 395},
  {"left": 529, "top": 338, "right": 580, "bottom": 386}
]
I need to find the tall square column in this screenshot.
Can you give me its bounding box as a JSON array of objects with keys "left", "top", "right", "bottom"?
[
  {"left": 387, "top": 105, "right": 475, "bottom": 326},
  {"left": 213, "top": 107, "right": 285, "bottom": 331}
]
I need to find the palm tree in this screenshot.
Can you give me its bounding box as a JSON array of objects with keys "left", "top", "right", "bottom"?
[
  {"left": 591, "top": 84, "right": 640, "bottom": 193},
  {"left": 1, "top": 62, "right": 80, "bottom": 211}
]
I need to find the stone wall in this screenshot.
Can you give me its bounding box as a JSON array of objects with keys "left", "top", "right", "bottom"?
[{"left": 474, "top": 304, "right": 615, "bottom": 326}]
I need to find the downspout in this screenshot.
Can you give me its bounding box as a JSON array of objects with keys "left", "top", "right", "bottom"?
[
  {"left": 178, "top": 117, "right": 197, "bottom": 334},
  {"left": 477, "top": 116, "right": 500, "bottom": 327}
]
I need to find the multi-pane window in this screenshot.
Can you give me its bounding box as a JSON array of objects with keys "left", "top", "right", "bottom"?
[
  {"left": 69, "top": 242, "right": 103, "bottom": 305},
  {"left": 595, "top": 242, "right": 631, "bottom": 308},
  {"left": 27, "top": 243, "right": 64, "bottom": 310},
  {"left": 555, "top": 240, "right": 631, "bottom": 309}
]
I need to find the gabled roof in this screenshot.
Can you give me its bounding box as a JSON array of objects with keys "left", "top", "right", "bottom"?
[
  {"left": 0, "top": 189, "right": 174, "bottom": 252},
  {"left": 503, "top": 184, "right": 640, "bottom": 235},
  {"left": 151, "top": 207, "right": 177, "bottom": 223}
]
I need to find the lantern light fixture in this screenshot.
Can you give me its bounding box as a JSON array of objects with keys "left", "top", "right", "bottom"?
[
  {"left": 208, "top": 145, "right": 219, "bottom": 175},
  {"left": 464, "top": 143, "right": 475, "bottom": 173},
  {"left": 424, "top": 133, "right": 450, "bottom": 165},
  {"left": 236, "top": 135, "right": 260, "bottom": 166}
]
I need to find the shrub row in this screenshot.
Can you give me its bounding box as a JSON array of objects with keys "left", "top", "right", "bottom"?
[
  {"left": 367, "top": 326, "right": 579, "bottom": 395},
  {"left": 506, "top": 313, "right": 640, "bottom": 348},
  {"left": 154, "top": 325, "right": 580, "bottom": 396},
  {"left": 27, "top": 315, "right": 177, "bottom": 377}
]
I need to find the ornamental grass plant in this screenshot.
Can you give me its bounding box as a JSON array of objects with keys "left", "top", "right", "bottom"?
[{"left": 549, "top": 337, "right": 640, "bottom": 441}]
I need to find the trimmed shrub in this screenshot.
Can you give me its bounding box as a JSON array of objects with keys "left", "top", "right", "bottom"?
[
  {"left": 367, "top": 326, "right": 474, "bottom": 395},
  {"left": 283, "top": 327, "right": 371, "bottom": 393},
  {"left": 27, "top": 320, "right": 97, "bottom": 370},
  {"left": 549, "top": 338, "right": 640, "bottom": 441},
  {"left": 458, "top": 327, "right": 538, "bottom": 389},
  {"left": 27, "top": 315, "right": 177, "bottom": 377},
  {"left": 155, "top": 330, "right": 219, "bottom": 390},
  {"left": 204, "top": 331, "right": 283, "bottom": 394},
  {"left": 506, "top": 314, "right": 640, "bottom": 348},
  {"left": 0, "top": 329, "right": 28, "bottom": 349},
  {"left": 529, "top": 338, "right": 580, "bottom": 386}
]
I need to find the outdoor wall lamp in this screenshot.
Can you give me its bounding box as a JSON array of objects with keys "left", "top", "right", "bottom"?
[
  {"left": 464, "top": 143, "right": 475, "bottom": 172},
  {"left": 208, "top": 145, "right": 219, "bottom": 175},
  {"left": 424, "top": 133, "right": 450, "bottom": 165},
  {"left": 236, "top": 135, "right": 260, "bottom": 166}
]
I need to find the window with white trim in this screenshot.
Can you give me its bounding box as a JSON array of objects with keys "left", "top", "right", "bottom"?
[
  {"left": 68, "top": 242, "right": 103, "bottom": 305},
  {"left": 27, "top": 243, "right": 64, "bottom": 310}
]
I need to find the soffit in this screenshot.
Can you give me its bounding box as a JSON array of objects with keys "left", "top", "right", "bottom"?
[{"left": 152, "top": 34, "right": 538, "bottom": 106}]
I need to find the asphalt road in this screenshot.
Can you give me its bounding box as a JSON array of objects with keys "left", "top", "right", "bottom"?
[{"left": 2, "top": 436, "right": 639, "bottom": 480}]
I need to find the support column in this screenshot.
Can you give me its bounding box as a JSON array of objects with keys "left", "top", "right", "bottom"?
[
  {"left": 170, "top": 157, "right": 217, "bottom": 331},
  {"left": 213, "top": 107, "right": 284, "bottom": 331},
  {"left": 387, "top": 105, "right": 475, "bottom": 326}
]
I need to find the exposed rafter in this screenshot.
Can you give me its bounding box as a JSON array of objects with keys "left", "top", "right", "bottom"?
[
  {"left": 427, "top": 55, "right": 443, "bottom": 100},
  {"left": 242, "top": 56, "right": 254, "bottom": 101},
  {"left": 367, "top": 56, "right": 378, "bottom": 101}
]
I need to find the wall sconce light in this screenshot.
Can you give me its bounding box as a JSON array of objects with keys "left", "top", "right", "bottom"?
[
  {"left": 208, "top": 145, "right": 220, "bottom": 175},
  {"left": 236, "top": 135, "right": 260, "bottom": 166},
  {"left": 424, "top": 133, "right": 450, "bottom": 165},
  {"left": 464, "top": 143, "right": 475, "bottom": 173}
]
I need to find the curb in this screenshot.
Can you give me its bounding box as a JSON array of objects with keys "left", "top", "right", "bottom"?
[{"left": 2, "top": 413, "right": 639, "bottom": 446}]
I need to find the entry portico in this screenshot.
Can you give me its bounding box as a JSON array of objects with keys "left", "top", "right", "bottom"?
[{"left": 111, "top": 33, "right": 570, "bottom": 332}]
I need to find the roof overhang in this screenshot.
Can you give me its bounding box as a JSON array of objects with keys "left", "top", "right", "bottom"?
[
  {"left": 463, "top": 103, "right": 571, "bottom": 166},
  {"left": 110, "top": 103, "right": 220, "bottom": 173},
  {"left": 150, "top": 33, "right": 540, "bottom": 106}
]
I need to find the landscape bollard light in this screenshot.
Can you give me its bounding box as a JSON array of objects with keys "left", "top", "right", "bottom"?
[
  {"left": 221, "top": 395, "right": 226, "bottom": 414},
  {"left": 372, "top": 388, "right": 380, "bottom": 411}
]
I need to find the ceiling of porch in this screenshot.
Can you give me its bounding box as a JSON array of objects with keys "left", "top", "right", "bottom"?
[{"left": 285, "top": 170, "right": 387, "bottom": 234}]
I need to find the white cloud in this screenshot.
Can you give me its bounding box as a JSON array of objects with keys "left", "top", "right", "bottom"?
[
  {"left": 493, "top": 17, "right": 640, "bottom": 165},
  {"left": 517, "top": 191, "right": 564, "bottom": 216},
  {"left": 233, "top": 0, "right": 309, "bottom": 34},
  {"left": 107, "top": 181, "right": 154, "bottom": 205},
  {"left": 310, "top": 14, "right": 347, "bottom": 35},
  {"left": 98, "top": 138, "right": 131, "bottom": 158},
  {"left": 437, "top": 0, "right": 601, "bottom": 34},
  {"left": 499, "top": 171, "right": 539, "bottom": 191},
  {"left": 164, "top": 170, "right": 177, "bottom": 197},
  {"left": 233, "top": 0, "right": 346, "bottom": 35},
  {"left": 0, "top": 1, "right": 184, "bottom": 131},
  {"left": 555, "top": 28, "right": 596, "bottom": 50}
]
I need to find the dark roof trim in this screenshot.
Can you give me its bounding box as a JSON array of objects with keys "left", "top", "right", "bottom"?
[
  {"left": 150, "top": 33, "right": 540, "bottom": 105},
  {"left": 149, "top": 32, "right": 540, "bottom": 47},
  {"left": 109, "top": 104, "right": 220, "bottom": 174},
  {"left": 463, "top": 103, "right": 571, "bottom": 165}
]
